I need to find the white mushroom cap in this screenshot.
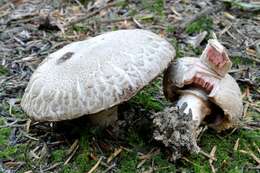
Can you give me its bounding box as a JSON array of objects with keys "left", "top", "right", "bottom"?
[
  {"left": 163, "top": 57, "right": 243, "bottom": 131},
  {"left": 21, "top": 29, "right": 175, "bottom": 121},
  {"left": 208, "top": 74, "right": 243, "bottom": 131}
]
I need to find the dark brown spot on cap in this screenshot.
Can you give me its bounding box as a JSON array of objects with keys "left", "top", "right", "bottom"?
[{"left": 56, "top": 52, "right": 74, "bottom": 65}]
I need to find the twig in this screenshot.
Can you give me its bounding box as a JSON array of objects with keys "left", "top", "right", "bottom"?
[
  {"left": 102, "top": 163, "right": 116, "bottom": 173},
  {"left": 107, "top": 147, "right": 123, "bottom": 163},
  {"left": 98, "top": 17, "right": 132, "bottom": 24},
  {"left": 26, "top": 119, "right": 31, "bottom": 133},
  {"left": 199, "top": 150, "right": 217, "bottom": 161},
  {"left": 197, "top": 126, "right": 208, "bottom": 141},
  {"left": 182, "top": 157, "right": 201, "bottom": 167},
  {"left": 179, "top": 4, "right": 223, "bottom": 31},
  {"left": 243, "top": 102, "right": 250, "bottom": 118},
  {"left": 234, "top": 138, "right": 240, "bottom": 151},
  {"left": 137, "top": 159, "right": 146, "bottom": 169},
  {"left": 248, "top": 152, "right": 260, "bottom": 164},
  {"left": 24, "top": 171, "right": 33, "bottom": 173},
  {"left": 20, "top": 130, "right": 39, "bottom": 141},
  {"left": 74, "top": 0, "right": 87, "bottom": 12},
  {"left": 137, "top": 148, "right": 160, "bottom": 169},
  {"left": 133, "top": 17, "right": 144, "bottom": 28},
  {"left": 64, "top": 142, "right": 79, "bottom": 165},
  {"left": 253, "top": 142, "right": 260, "bottom": 155},
  {"left": 230, "top": 52, "right": 260, "bottom": 63},
  {"left": 219, "top": 23, "right": 232, "bottom": 36},
  {"left": 87, "top": 157, "right": 103, "bottom": 173},
  {"left": 209, "top": 146, "right": 217, "bottom": 173},
  {"left": 42, "top": 162, "right": 62, "bottom": 172},
  {"left": 67, "top": 139, "right": 79, "bottom": 155},
  {"left": 239, "top": 150, "right": 260, "bottom": 165},
  {"left": 65, "top": 0, "right": 125, "bottom": 28}
]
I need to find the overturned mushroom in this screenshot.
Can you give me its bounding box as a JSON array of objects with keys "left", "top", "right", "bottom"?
[
  {"left": 21, "top": 29, "right": 175, "bottom": 126},
  {"left": 153, "top": 39, "right": 243, "bottom": 160}
]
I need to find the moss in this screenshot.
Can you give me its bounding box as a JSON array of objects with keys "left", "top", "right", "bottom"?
[
  {"left": 0, "top": 126, "right": 26, "bottom": 162},
  {"left": 72, "top": 23, "right": 90, "bottom": 33},
  {"left": 127, "top": 131, "right": 145, "bottom": 148},
  {"left": 230, "top": 56, "right": 256, "bottom": 66},
  {"left": 185, "top": 16, "right": 213, "bottom": 34},
  {"left": 130, "top": 79, "right": 166, "bottom": 112},
  {"left": 62, "top": 153, "right": 96, "bottom": 173},
  {"left": 0, "top": 65, "right": 9, "bottom": 76},
  {"left": 184, "top": 128, "right": 260, "bottom": 172},
  {"left": 118, "top": 151, "right": 139, "bottom": 173},
  {"left": 0, "top": 146, "right": 17, "bottom": 159},
  {"left": 141, "top": 0, "right": 165, "bottom": 16},
  {"left": 0, "top": 122, "right": 11, "bottom": 146},
  {"left": 153, "top": 154, "right": 176, "bottom": 172},
  {"left": 51, "top": 149, "right": 65, "bottom": 162},
  {"left": 170, "top": 37, "right": 184, "bottom": 58},
  {"left": 165, "top": 25, "right": 175, "bottom": 34},
  {"left": 0, "top": 127, "right": 13, "bottom": 159},
  {"left": 192, "top": 46, "right": 203, "bottom": 55},
  {"left": 60, "top": 133, "right": 97, "bottom": 172}
]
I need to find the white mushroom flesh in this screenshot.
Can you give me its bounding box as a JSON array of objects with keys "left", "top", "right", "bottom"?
[{"left": 176, "top": 89, "right": 211, "bottom": 125}]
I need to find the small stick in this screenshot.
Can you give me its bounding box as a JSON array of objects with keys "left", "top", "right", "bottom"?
[
  {"left": 248, "top": 152, "right": 260, "bottom": 165},
  {"left": 243, "top": 102, "right": 250, "bottom": 118},
  {"left": 133, "top": 17, "right": 144, "bottom": 28},
  {"left": 179, "top": 4, "right": 223, "bottom": 30},
  {"left": 182, "top": 157, "right": 201, "bottom": 167},
  {"left": 234, "top": 138, "right": 240, "bottom": 151},
  {"left": 42, "top": 162, "right": 62, "bottom": 172},
  {"left": 137, "top": 159, "right": 146, "bottom": 169},
  {"left": 229, "top": 52, "right": 260, "bottom": 63},
  {"left": 199, "top": 150, "right": 217, "bottom": 161},
  {"left": 98, "top": 17, "right": 132, "bottom": 24},
  {"left": 24, "top": 171, "right": 33, "bottom": 173},
  {"left": 209, "top": 146, "right": 217, "bottom": 173},
  {"left": 103, "top": 163, "right": 116, "bottom": 173},
  {"left": 239, "top": 150, "right": 260, "bottom": 165},
  {"left": 219, "top": 23, "right": 232, "bottom": 36},
  {"left": 65, "top": 0, "right": 125, "bottom": 28},
  {"left": 107, "top": 147, "right": 123, "bottom": 163},
  {"left": 253, "top": 142, "right": 260, "bottom": 154},
  {"left": 74, "top": 0, "right": 87, "bottom": 11},
  {"left": 20, "top": 130, "right": 39, "bottom": 141},
  {"left": 139, "top": 148, "right": 160, "bottom": 160},
  {"left": 87, "top": 157, "right": 103, "bottom": 173},
  {"left": 64, "top": 144, "right": 79, "bottom": 165},
  {"left": 26, "top": 119, "right": 31, "bottom": 133},
  {"left": 67, "top": 139, "right": 79, "bottom": 155},
  {"left": 197, "top": 126, "right": 208, "bottom": 141}
]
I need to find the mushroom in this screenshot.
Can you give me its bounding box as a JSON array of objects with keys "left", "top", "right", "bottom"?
[
  {"left": 21, "top": 29, "right": 175, "bottom": 126},
  {"left": 153, "top": 39, "right": 243, "bottom": 160}
]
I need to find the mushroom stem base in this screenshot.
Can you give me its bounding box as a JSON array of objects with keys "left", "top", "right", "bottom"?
[
  {"left": 153, "top": 105, "right": 201, "bottom": 161},
  {"left": 88, "top": 106, "right": 118, "bottom": 126},
  {"left": 176, "top": 89, "right": 211, "bottom": 126}
]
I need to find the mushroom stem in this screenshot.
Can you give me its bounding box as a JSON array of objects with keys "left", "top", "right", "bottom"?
[
  {"left": 88, "top": 106, "right": 118, "bottom": 126},
  {"left": 176, "top": 89, "right": 211, "bottom": 126}
]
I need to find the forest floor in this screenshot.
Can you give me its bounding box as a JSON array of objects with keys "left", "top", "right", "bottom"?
[{"left": 0, "top": 0, "right": 259, "bottom": 172}]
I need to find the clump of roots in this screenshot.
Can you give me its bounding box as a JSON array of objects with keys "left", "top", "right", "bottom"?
[{"left": 153, "top": 103, "right": 200, "bottom": 161}]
